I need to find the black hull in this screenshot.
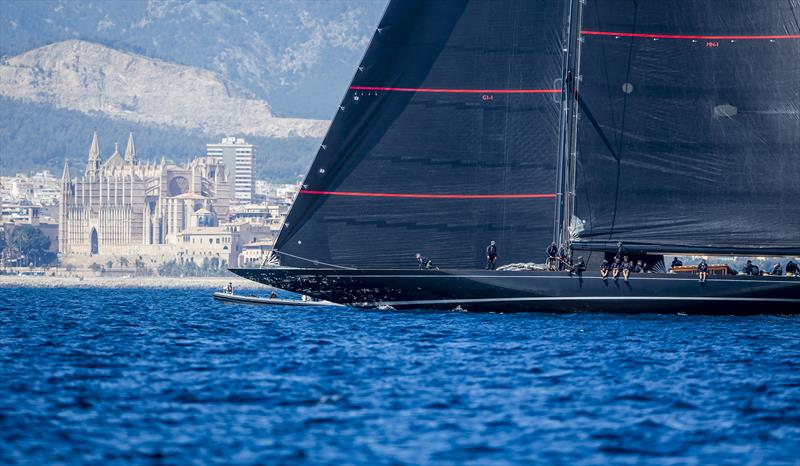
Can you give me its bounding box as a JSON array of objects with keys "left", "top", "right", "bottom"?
[{"left": 229, "top": 268, "right": 800, "bottom": 315}]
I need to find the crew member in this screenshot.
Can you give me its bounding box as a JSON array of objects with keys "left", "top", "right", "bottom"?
[
  {"left": 622, "top": 255, "right": 633, "bottom": 282},
  {"left": 742, "top": 260, "right": 757, "bottom": 276},
  {"left": 486, "top": 240, "right": 498, "bottom": 270},
  {"left": 225, "top": 282, "right": 233, "bottom": 294},
  {"left": 599, "top": 259, "right": 610, "bottom": 279},
  {"left": 771, "top": 263, "right": 783, "bottom": 276},
  {"left": 611, "top": 257, "right": 622, "bottom": 280},
  {"left": 416, "top": 253, "right": 435, "bottom": 270},
  {"left": 558, "top": 242, "right": 568, "bottom": 271},
  {"left": 572, "top": 256, "right": 586, "bottom": 276},
  {"left": 634, "top": 260, "right": 646, "bottom": 273},
  {"left": 546, "top": 242, "right": 558, "bottom": 271},
  {"left": 270, "top": 290, "right": 278, "bottom": 299},
  {"left": 671, "top": 257, "right": 683, "bottom": 270},
  {"left": 786, "top": 260, "right": 799, "bottom": 277},
  {"left": 697, "top": 259, "right": 709, "bottom": 283},
  {"left": 615, "top": 241, "right": 625, "bottom": 261}
]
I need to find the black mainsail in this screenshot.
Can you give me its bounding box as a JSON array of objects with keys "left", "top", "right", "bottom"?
[
  {"left": 233, "top": 0, "right": 800, "bottom": 314},
  {"left": 275, "top": 0, "right": 568, "bottom": 269},
  {"left": 572, "top": 0, "right": 800, "bottom": 256}
]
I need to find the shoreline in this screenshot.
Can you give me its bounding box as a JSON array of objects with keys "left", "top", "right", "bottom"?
[{"left": 0, "top": 275, "right": 268, "bottom": 289}]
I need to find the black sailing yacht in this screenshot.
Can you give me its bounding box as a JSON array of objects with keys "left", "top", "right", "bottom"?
[{"left": 231, "top": 0, "right": 800, "bottom": 314}]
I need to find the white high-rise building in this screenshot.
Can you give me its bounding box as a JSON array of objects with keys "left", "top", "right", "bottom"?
[{"left": 206, "top": 137, "right": 255, "bottom": 203}]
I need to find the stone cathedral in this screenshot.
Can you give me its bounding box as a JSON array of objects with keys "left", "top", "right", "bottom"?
[{"left": 59, "top": 131, "right": 231, "bottom": 255}]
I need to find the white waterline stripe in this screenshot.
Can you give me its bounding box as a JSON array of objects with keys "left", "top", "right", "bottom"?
[{"left": 375, "top": 296, "right": 800, "bottom": 306}]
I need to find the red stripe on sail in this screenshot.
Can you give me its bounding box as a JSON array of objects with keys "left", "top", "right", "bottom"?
[
  {"left": 581, "top": 31, "right": 800, "bottom": 40},
  {"left": 349, "top": 86, "right": 561, "bottom": 94},
  {"left": 300, "top": 190, "right": 557, "bottom": 199}
]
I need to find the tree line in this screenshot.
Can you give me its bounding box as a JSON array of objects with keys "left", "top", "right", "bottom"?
[{"left": 0, "top": 225, "right": 55, "bottom": 267}]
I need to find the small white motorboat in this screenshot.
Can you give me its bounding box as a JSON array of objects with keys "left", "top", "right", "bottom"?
[{"left": 212, "top": 291, "right": 343, "bottom": 307}]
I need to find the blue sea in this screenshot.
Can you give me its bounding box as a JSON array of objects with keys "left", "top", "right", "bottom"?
[{"left": 2, "top": 287, "right": 799, "bottom": 465}]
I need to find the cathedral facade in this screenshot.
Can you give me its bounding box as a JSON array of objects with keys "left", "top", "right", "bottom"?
[{"left": 59, "top": 131, "right": 231, "bottom": 256}]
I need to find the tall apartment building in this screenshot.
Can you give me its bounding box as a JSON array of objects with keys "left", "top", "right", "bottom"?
[{"left": 206, "top": 137, "right": 255, "bottom": 203}]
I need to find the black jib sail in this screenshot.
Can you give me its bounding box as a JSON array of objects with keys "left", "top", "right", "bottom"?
[
  {"left": 275, "top": 0, "right": 568, "bottom": 269},
  {"left": 572, "top": 0, "right": 800, "bottom": 255}
]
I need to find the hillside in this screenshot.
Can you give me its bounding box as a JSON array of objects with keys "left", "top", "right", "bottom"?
[
  {"left": 0, "top": 40, "right": 329, "bottom": 139},
  {"left": 0, "top": 0, "right": 387, "bottom": 118}
]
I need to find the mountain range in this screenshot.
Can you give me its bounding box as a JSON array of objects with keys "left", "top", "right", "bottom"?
[
  {"left": 0, "top": 0, "right": 387, "bottom": 181},
  {"left": 1, "top": 0, "right": 387, "bottom": 118},
  {"left": 1, "top": 40, "right": 329, "bottom": 138}
]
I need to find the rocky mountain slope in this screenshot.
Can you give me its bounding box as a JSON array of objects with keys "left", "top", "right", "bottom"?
[
  {"left": 1, "top": 0, "right": 387, "bottom": 118},
  {"left": 0, "top": 40, "right": 329, "bottom": 138}
]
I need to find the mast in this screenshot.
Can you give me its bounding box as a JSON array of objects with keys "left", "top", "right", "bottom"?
[{"left": 556, "top": 0, "right": 584, "bottom": 250}]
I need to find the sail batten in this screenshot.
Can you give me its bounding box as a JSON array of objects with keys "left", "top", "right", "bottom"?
[
  {"left": 581, "top": 31, "right": 800, "bottom": 40},
  {"left": 350, "top": 86, "right": 562, "bottom": 94},
  {"left": 299, "top": 190, "right": 557, "bottom": 199}
]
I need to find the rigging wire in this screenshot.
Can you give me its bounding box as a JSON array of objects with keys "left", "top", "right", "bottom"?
[{"left": 271, "top": 250, "right": 357, "bottom": 270}]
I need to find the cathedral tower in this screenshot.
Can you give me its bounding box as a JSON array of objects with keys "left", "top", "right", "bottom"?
[
  {"left": 124, "top": 132, "right": 137, "bottom": 164},
  {"left": 85, "top": 130, "right": 101, "bottom": 178}
]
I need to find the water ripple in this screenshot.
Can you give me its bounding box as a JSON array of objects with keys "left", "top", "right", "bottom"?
[{"left": 1, "top": 287, "right": 799, "bottom": 465}]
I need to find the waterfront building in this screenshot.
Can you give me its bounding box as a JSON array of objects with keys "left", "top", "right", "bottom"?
[
  {"left": 59, "top": 131, "right": 231, "bottom": 256},
  {"left": 239, "top": 239, "right": 275, "bottom": 268},
  {"left": 175, "top": 221, "right": 276, "bottom": 267},
  {"left": 206, "top": 137, "right": 255, "bottom": 203},
  {"left": 175, "top": 224, "right": 239, "bottom": 267}
]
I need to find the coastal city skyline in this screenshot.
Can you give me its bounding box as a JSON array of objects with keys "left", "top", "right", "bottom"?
[{"left": 1, "top": 129, "right": 300, "bottom": 274}]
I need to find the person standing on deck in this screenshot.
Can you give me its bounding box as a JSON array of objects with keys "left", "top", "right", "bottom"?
[
  {"left": 486, "top": 241, "right": 498, "bottom": 270},
  {"left": 697, "top": 260, "right": 709, "bottom": 283},
  {"left": 558, "top": 242, "right": 568, "bottom": 271},
  {"left": 416, "top": 253, "right": 435, "bottom": 270},
  {"left": 571, "top": 256, "right": 586, "bottom": 277},
  {"left": 615, "top": 242, "right": 625, "bottom": 261},
  {"left": 546, "top": 242, "right": 558, "bottom": 271}
]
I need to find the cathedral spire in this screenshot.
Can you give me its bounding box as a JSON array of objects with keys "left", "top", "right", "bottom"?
[
  {"left": 86, "top": 129, "right": 101, "bottom": 176},
  {"left": 88, "top": 129, "right": 100, "bottom": 161},
  {"left": 61, "top": 159, "right": 70, "bottom": 183},
  {"left": 124, "top": 132, "right": 137, "bottom": 164}
]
